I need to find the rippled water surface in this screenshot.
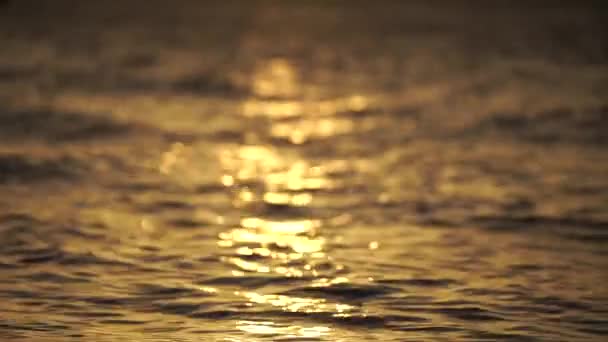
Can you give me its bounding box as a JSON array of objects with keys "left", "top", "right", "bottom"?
[{"left": 1, "top": 1, "right": 608, "bottom": 340}]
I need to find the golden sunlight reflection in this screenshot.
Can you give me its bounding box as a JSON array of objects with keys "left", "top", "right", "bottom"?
[
  {"left": 242, "top": 95, "right": 370, "bottom": 119},
  {"left": 241, "top": 217, "right": 320, "bottom": 234},
  {"left": 243, "top": 58, "right": 373, "bottom": 146},
  {"left": 266, "top": 165, "right": 331, "bottom": 191},
  {"left": 236, "top": 320, "right": 331, "bottom": 339},
  {"left": 240, "top": 292, "right": 355, "bottom": 315},
  {"left": 312, "top": 277, "right": 350, "bottom": 288},
  {"left": 218, "top": 145, "right": 284, "bottom": 183},
  {"left": 210, "top": 56, "right": 383, "bottom": 338},
  {"left": 219, "top": 145, "right": 335, "bottom": 193},
  {"left": 159, "top": 142, "right": 186, "bottom": 175},
  {"left": 252, "top": 58, "right": 300, "bottom": 98},
  {"left": 263, "top": 191, "right": 312, "bottom": 206},
  {"left": 219, "top": 223, "right": 324, "bottom": 256},
  {"left": 271, "top": 117, "right": 355, "bottom": 144}
]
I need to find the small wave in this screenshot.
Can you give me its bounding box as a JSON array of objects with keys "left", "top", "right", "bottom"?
[
  {"left": 458, "top": 107, "right": 608, "bottom": 145},
  {"left": 0, "top": 154, "right": 84, "bottom": 183},
  {"left": 0, "top": 109, "right": 136, "bottom": 142},
  {"left": 280, "top": 283, "right": 399, "bottom": 302}
]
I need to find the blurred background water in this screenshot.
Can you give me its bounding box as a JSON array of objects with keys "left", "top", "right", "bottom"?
[{"left": 1, "top": 1, "right": 607, "bottom": 340}]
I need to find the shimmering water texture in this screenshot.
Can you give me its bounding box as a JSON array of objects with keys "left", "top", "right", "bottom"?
[{"left": 1, "top": 1, "right": 608, "bottom": 341}]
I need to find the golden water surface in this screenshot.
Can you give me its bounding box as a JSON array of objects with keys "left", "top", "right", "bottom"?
[{"left": 1, "top": 1, "right": 607, "bottom": 341}]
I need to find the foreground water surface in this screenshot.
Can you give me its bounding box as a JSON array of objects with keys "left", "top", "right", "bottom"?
[{"left": 1, "top": 1, "right": 607, "bottom": 341}]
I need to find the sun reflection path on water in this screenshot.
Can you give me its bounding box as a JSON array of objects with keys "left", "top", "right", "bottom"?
[{"left": 212, "top": 57, "right": 376, "bottom": 338}]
